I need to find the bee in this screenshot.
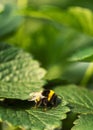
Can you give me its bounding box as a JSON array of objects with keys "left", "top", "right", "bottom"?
[{"left": 28, "top": 89, "right": 61, "bottom": 108}]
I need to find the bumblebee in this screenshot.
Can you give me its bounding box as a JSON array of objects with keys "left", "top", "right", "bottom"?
[{"left": 28, "top": 89, "right": 61, "bottom": 108}]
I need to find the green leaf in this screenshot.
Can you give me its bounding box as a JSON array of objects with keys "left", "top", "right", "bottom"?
[
  {"left": 26, "top": 0, "right": 93, "bottom": 10},
  {"left": 61, "top": 62, "right": 89, "bottom": 84},
  {"left": 54, "top": 85, "right": 93, "bottom": 114},
  {"left": 69, "top": 46, "right": 93, "bottom": 61},
  {"left": 72, "top": 114, "right": 93, "bottom": 130},
  {"left": 23, "top": 6, "right": 93, "bottom": 36},
  {"left": 0, "top": 99, "right": 70, "bottom": 130},
  {"left": 0, "top": 81, "right": 45, "bottom": 100},
  {"left": 21, "top": 6, "right": 93, "bottom": 65},
  {"left": 0, "top": 3, "right": 4, "bottom": 13},
  {"left": 0, "top": 45, "right": 70, "bottom": 130},
  {"left": 0, "top": 43, "right": 46, "bottom": 99},
  {"left": 62, "top": 58, "right": 93, "bottom": 85},
  {"left": 0, "top": 4, "right": 22, "bottom": 38},
  {"left": 62, "top": 7, "right": 93, "bottom": 36},
  {"left": 0, "top": 43, "right": 46, "bottom": 82},
  {"left": 8, "top": 4, "right": 93, "bottom": 84},
  {"left": 54, "top": 85, "right": 93, "bottom": 130}
]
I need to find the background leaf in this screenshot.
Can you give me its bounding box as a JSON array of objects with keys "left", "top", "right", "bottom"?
[
  {"left": 72, "top": 114, "right": 93, "bottom": 130},
  {"left": 24, "top": 0, "right": 93, "bottom": 10},
  {"left": 54, "top": 85, "right": 93, "bottom": 114},
  {"left": 54, "top": 85, "right": 93, "bottom": 130},
  {"left": 0, "top": 3, "right": 22, "bottom": 39},
  {"left": 22, "top": 6, "right": 93, "bottom": 36},
  {"left": 9, "top": 6, "right": 93, "bottom": 82}
]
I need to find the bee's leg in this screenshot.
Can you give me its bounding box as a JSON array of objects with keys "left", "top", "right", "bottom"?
[
  {"left": 42, "top": 98, "right": 48, "bottom": 111},
  {"left": 34, "top": 100, "right": 42, "bottom": 108}
]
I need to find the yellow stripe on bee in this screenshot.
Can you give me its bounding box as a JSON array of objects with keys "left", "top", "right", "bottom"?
[{"left": 48, "top": 90, "right": 54, "bottom": 101}]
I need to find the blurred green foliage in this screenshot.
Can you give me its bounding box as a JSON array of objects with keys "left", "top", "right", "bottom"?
[
  {"left": 1, "top": 0, "right": 93, "bottom": 129},
  {"left": 0, "top": 0, "right": 93, "bottom": 83}
]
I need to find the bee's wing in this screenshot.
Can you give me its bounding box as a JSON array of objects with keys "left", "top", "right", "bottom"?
[{"left": 28, "top": 91, "right": 44, "bottom": 101}]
